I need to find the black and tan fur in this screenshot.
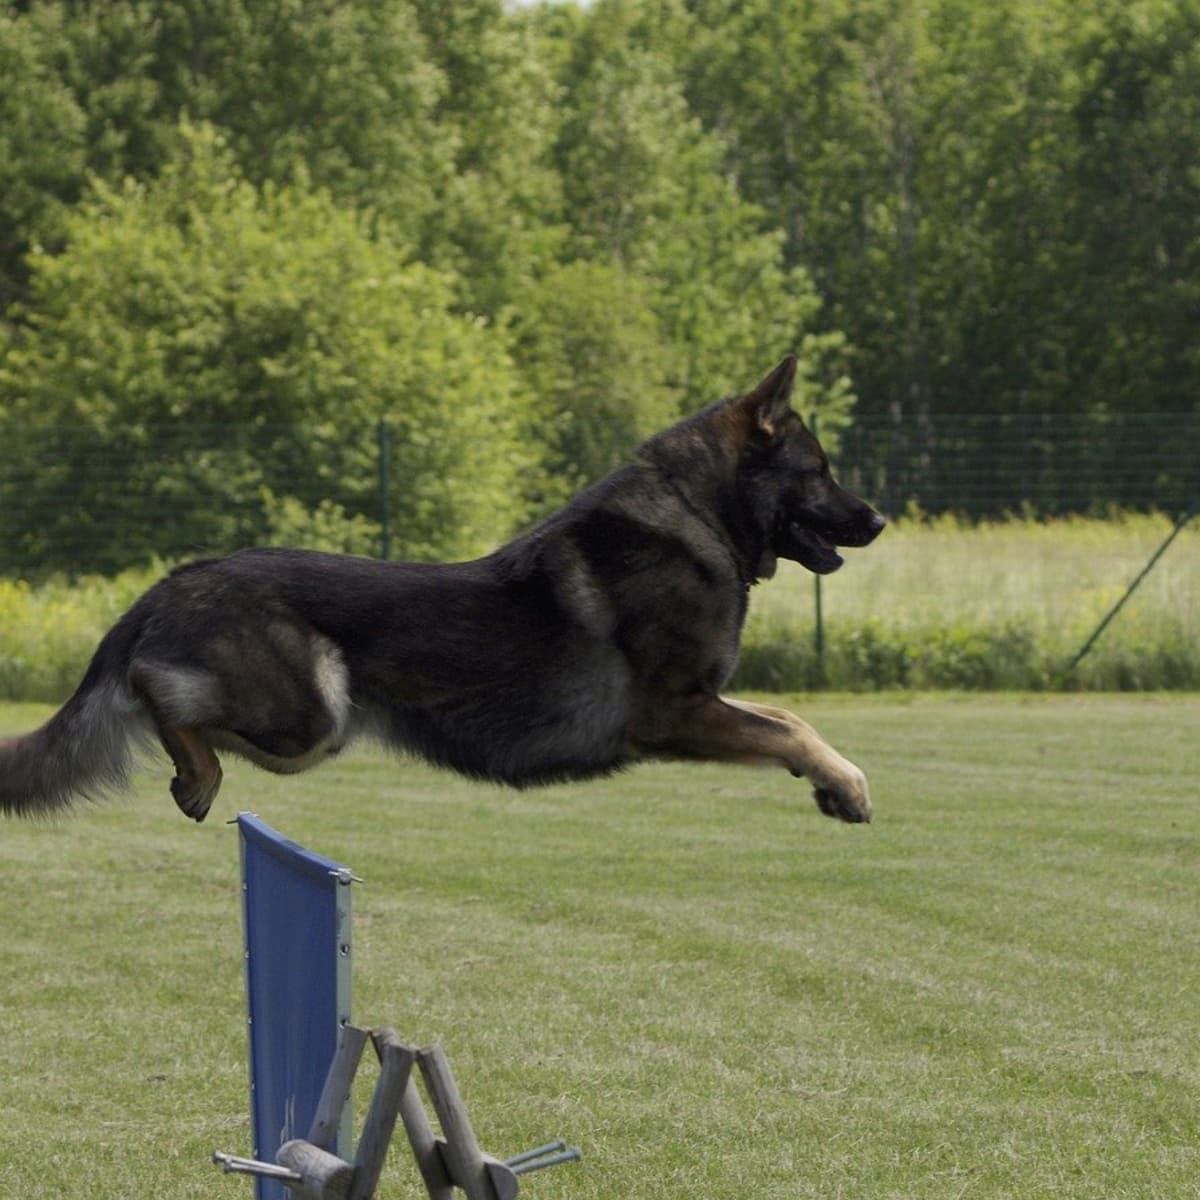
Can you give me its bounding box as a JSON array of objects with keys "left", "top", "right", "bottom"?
[{"left": 0, "top": 357, "right": 885, "bottom": 825}]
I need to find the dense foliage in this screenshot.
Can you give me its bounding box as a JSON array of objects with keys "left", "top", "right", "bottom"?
[{"left": 1, "top": 0, "right": 1197, "bottom": 570}]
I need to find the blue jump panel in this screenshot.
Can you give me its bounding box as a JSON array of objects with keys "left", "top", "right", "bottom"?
[{"left": 237, "top": 813, "right": 353, "bottom": 1200}]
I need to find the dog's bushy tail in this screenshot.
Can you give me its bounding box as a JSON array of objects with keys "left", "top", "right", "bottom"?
[{"left": 0, "top": 617, "right": 150, "bottom": 818}]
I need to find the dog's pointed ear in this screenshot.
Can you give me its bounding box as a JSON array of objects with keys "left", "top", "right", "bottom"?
[{"left": 740, "top": 355, "right": 798, "bottom": 437}]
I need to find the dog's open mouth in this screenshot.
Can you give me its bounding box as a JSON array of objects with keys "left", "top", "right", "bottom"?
[{"left": 775, "top": 522, "right": 844, "bottom": 574}]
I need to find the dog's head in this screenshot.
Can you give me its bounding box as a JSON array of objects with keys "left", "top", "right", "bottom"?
[{"left": 736, "top": 357, "right": 885, "bottom": 575}]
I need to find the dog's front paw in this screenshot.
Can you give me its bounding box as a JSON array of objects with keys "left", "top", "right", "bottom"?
[{"left": 811, "top": 764, "right": 872, "bottom": 824}]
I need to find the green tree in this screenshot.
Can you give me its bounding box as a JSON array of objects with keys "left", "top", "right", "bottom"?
[
  {"left": 11, "top": 1, "right": 449, "bottom": 241},
  {"left": 1066, "top": 0, "right": 1200, "bottom": 416},
  {"left": 0, "top": 125, "right": 535, "bottom": 573},
  {"left": 682, "top": 0, "right": 927, "bottom": 419},
  {"left": 550, "top": 0, "right": 855, "bottom": 426},
  {"left": 513, "top": 260, "right": 677, "bottom": 510},
  {"left": 0, "top": 10, "right": 86, "bottom": 309},
  {"left": 683, "top": 0, "right": 1200, "bottom": 426},
  {"left": 412, "top": 0, "right": 567, "bottom": 317}
]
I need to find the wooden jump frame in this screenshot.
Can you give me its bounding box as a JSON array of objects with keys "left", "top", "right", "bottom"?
[
  {"left": 215, "top": 1024, "right": 579, "bottom": 1199},
  {"left": 215, "top": 815, "right": 579, "bottom": 1199}
]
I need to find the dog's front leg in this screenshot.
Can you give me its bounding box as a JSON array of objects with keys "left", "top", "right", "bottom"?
[
  {"left": 633, "top": 695, "right": 872, "bottom": 823},
  {"left": 725, "top": 699, "right": 871, "bottom": 822}
]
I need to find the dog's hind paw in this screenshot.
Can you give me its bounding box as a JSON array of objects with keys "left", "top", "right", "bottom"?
[{"left": 170, "top": 768, "right": 222, "bottom": 823}]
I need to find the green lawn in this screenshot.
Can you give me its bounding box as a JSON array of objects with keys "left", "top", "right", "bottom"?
[{"left": 0, "top": 694, "right": 1197, "bottom": 1198}]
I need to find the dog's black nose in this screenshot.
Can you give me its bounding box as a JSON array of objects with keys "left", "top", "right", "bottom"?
[{"left": 865, "top": 509, "right": 887, "bottom": 540}]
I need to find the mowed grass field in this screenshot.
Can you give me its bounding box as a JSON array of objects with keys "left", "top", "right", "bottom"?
[{"left": 1, "top": 693, "right": 1196, "bottom": 1199}]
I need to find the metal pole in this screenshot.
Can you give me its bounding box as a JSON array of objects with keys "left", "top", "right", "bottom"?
[
  {"left": 505, "top": 1140, "right": 568, "bottom": 1168},
  {"left": 212, "top": 1152, "right": 303, "bottom": 1183},
  {"left": 378, "top": 418, "right": 391, "bottom": 561},
  {"left": 810, "top": 411, "right": 826, "bottom": 685},
  {"left": 1060, "top": 501, "right": 1198, "bottom": 681},
  {"left": 510, "top": 1147, "right": 583, "bottom": 1176}
]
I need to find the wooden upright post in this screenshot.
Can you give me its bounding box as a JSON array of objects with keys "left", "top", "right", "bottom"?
[
  {"left": 348, "top": 1031, "right": 416, "bottom": 1200},
  {"left": 417, "top": 1046, "right": 518, "bottom": 1200}
]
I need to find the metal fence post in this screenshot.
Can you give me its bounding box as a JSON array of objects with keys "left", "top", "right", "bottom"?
[
  {"left": 810, "top": 411, "right": 826, "bottom": 685},
  {"left": 1059, "top": 498, "right": 1199, "bottom": 682},
  {"left": 378, "top": 418, "right": 391, "bottom": 561}
]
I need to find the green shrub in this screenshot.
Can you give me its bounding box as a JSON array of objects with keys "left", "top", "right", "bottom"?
[
  {"left": 0, "top": 123, "right": 536, "bottom": 572},
  {"left": 260, "top": 492, "right": 381, "bottom": 558},
  {"left": 0, "top": 566, "right": 158, "bottom": 702},
  {"left": 3, "top": 517, "right": 1198, "bottom": 703},
  {"left": 734, "top": 614, "right": 1199, "bottom": 693}
]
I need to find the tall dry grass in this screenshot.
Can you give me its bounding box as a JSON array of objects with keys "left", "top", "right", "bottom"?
[
  {"left": 0, "top": 516, "right": 1195, "bottom": 699},
  {"left": 738, "top": 514, "right": 1200, "bottom": 690}
]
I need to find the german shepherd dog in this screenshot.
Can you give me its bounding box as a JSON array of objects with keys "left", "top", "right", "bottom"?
[{"left": 0, "top": 357, "right": 884, "bottom": 825}]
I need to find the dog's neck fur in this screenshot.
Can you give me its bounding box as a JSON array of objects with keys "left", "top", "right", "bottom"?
[{"left": 637, "top": 401, "right": 778, "bottom": 586}]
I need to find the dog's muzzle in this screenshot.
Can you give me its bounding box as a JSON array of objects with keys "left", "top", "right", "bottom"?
[{"left": 776, "top": 507, "right": 886, "bottom": 574}]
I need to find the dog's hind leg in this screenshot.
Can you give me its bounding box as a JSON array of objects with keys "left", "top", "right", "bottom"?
[
  {"left": 155, "top": 722, "right": 223, "bottom": 822},
  {"left": 128, "top": 661, "right": 224, "bottom": 822},
  {"left": 127, "top": 634, "right": 351, "bottom": 818},
  {"left": 206, "top": 637, "right": 353, "bottom": 776}
]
